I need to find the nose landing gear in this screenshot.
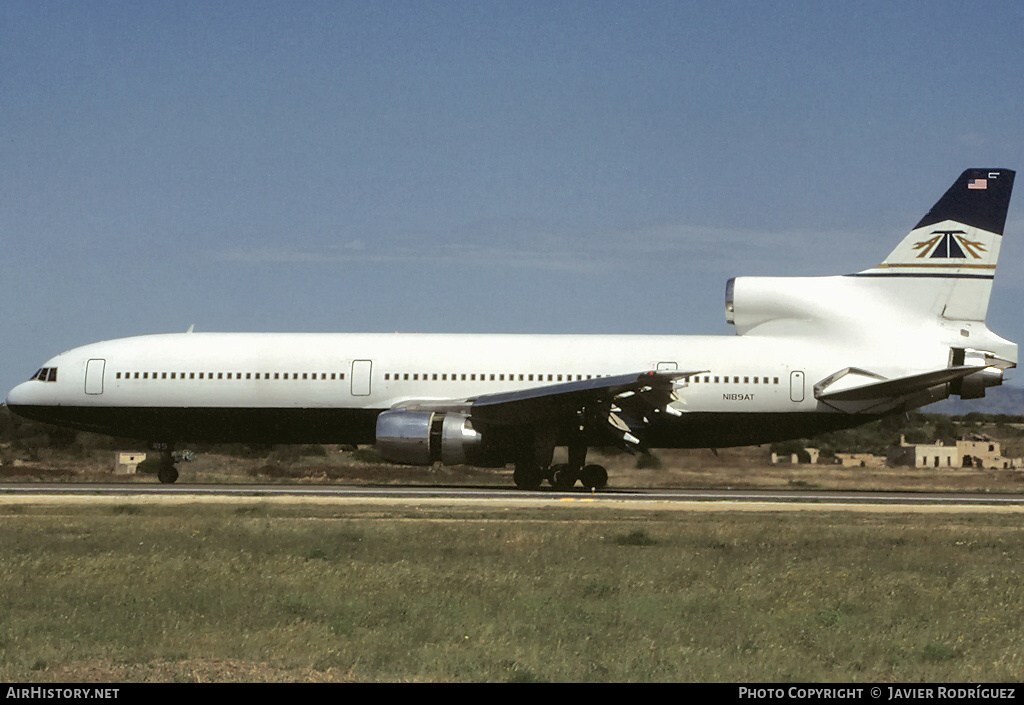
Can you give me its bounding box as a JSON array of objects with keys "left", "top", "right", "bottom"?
[{"left": 148, "top": 444, "right": 179, "bottom": 484}]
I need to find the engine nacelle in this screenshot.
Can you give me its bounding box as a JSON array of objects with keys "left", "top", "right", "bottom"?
[
  {"left": 375, "top": 410, "right": 499, "bottom": 466},
  {"left": 725, "top": 275, "right": 895, "bottom": 335},
  {"left": 958, "top": 367, "right": 1003, "bottom": 400}
]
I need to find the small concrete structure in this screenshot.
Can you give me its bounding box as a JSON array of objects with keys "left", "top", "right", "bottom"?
[
  {"left": 770, "top": 447, "right": 820, "bottom": 464},
  {"left": 888, "top": 437, "right": 958, "bottom": 469},
  {"left": 957, "top": 437, "right": 1022, "bottom": 469},
  {"left": 114, "top": 452, "right": 146, "bottom": 475},
  {"left": 835, "top": 453, "right": 885, "bottom": 468},
  {"left": 888, "top": 435, "right": 1023, "bottom": 470}
]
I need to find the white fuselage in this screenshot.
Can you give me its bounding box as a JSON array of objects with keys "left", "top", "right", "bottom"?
[{"left": 5, "top": 325, "right": 953, "bottom": 448}]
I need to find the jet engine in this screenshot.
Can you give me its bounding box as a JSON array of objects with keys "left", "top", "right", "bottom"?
[
  {"left": 374, "top": 410, "right": 502, "bottom": 466},
  {"left": 958, "top": 367, "right": 1003, "bottom": 399},
  {"left": 951, "top": 348, "right": 1007, "bottom": 400},
  {"left": 725, "top": 275, "right": 873, "bottom": 334}
]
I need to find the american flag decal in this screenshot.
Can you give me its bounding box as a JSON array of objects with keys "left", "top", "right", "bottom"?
[{"left": 967, "top": 178, "right": 988, "bottom": 190}]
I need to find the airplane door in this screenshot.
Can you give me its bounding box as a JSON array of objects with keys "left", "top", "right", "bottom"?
[
  {"left": 85, "top": 359, "right": 105, "bottom": 395},
  {"left": 351, "top": 360, "right": 372, "bottom": 396},
  {"left": 790, "top": 370, "right": 805, "bottom": 403}
]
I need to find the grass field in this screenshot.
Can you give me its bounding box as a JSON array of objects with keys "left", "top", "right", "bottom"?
[{"left": 1, "top": 499, "right": 1022, "bottom": 682}]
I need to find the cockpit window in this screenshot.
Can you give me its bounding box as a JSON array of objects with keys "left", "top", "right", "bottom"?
[{"left": 31, "top": 367, "right": 58, "bottom": 382}]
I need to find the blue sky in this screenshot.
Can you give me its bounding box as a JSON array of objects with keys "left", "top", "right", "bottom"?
[{"left": 2, "top": 1, "right": 1023, "bottom": 400}]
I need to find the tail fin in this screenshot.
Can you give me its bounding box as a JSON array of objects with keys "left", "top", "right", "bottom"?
[{"left": 853, "top": 168, "right": 1015, "bottom": 321}]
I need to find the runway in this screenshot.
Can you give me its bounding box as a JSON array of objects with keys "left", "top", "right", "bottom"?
[{"left": 2, "top": 483, "right": 1024, "bottom": 513}]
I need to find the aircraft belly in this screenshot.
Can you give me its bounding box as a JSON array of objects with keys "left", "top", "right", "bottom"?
[
  {"left": 641, "top": 411, "right": 882, "bottom": 448},
  {"left": 10, "top": 405, "right": 382, "bottom": 445}
]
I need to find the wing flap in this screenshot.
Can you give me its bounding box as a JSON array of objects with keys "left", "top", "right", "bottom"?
[
  {"left": 469, "top": 370, "right": 701, "bottom": 425},
  {"left": 390, "top": 370, "right": 705, "bottom": 427}
]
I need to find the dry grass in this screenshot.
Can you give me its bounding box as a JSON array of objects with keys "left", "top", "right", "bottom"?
[{"left": 1, "top": 502, "right": 1023, "bottom": 682}]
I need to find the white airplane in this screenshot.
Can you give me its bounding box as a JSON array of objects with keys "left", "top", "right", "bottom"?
[{"left": 6, "top": 168, "right": 1017, "bottom": 489}]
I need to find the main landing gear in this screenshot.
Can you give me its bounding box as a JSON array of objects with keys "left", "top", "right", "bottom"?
[
  {"left": 513, "top": 460, "right": 609, "bottom": 491},
  {"left": 513, "top": 441, "right": 609, "bottom": 491}
]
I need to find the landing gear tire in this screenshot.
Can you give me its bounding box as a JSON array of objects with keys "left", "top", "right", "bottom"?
[
  {"left": 550, "top": 463, "right": 577, "bottom": 490},
  {"left": 513, "top": 463, "right": 544, "bottom": 490},
  {"left": 157, "top": 465, "right": 179, "bottom": 484},
  {"left": 580, "top": 464, "right": 608, "bottom": 491}
]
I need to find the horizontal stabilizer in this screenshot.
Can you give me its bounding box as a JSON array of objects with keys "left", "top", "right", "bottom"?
[{"left": 815, "top": 366, "right": 987, "bottom": 402}]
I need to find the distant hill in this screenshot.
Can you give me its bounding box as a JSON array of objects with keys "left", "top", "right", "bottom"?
[{"left": 927, "top": 384, "right": 1024, "bottom": 416}]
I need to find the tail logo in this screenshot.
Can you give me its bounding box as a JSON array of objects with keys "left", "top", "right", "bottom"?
[{"left": 913, "top": 230, "right": 987, "bottom": 259}]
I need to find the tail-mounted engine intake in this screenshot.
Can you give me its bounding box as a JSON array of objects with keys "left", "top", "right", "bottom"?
[
  {"left": 724, "top": 275, "right": 855, "bottom": 334},
  {"left": 375, "top": 410, "right": 501, "bottom": 466}
]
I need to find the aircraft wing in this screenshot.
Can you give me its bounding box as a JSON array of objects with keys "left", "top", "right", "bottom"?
[
  {"left": 392, "top": 370, "right": 705, "bottom": 448},
  {"left": 468, "top": 370, "right": 699, "bottom": 424},
  {"left": 814, "top": 365, "right": 988, "bottom": 402}
]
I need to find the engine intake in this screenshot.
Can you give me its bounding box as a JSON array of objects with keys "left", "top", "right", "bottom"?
[{"left": 375, "top": 410, "right": 499, "bottom": 466}]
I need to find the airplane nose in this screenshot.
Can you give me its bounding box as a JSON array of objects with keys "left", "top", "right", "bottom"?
[{"left": 5, "top": 381, "right": 38, "bottom": 409}]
